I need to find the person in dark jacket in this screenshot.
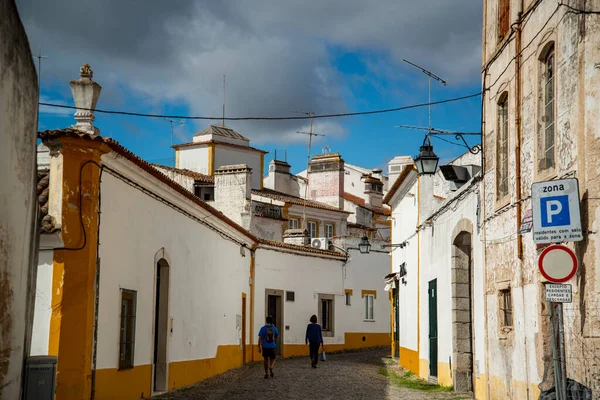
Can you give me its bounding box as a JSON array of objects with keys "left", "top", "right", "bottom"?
[{"left": 305, "top": 314, "right": 323, "bottom": 368}]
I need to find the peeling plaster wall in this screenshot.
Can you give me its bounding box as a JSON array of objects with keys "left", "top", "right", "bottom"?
[
  {"left": 482, "top": 1, "right": 600, "bottom": 397},
  {"left": 0, "top": 0, "right": 39, "bottom": 396},
  {"left": 251, "top": 217, "right": 283, "bottom": 242}
]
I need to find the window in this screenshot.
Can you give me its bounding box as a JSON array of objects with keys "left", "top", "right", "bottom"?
[
  {"left": 289, "top": 218, "right": 299, "bottom": 229},
  {"left": 325, "top": 224, "right": 334, "bottom": 239},
  {"left": 119, "top": 289, "right": 137, "bottom": 370},
  {"left": 318, "top": 294, "right": 334, "bottom": 336},
  {"left": 540, "top": 46, "right": 555, "bottom": 171},
  {"left": 308, "top": 221, "right": 317, "bottom": 239},
  {"left": 498, "top": 0, "right": 510, "bottom": 39},
  {"left": 497, "top": 93, "right": 509, "bottom": 199},
  {"left": 345, "top": 292, "right": 351, "bottom": 306},
  {"left": 203, "top": 193, "right": 212, "bottom": 201},
  {"left": 364, "top": 294, "right": 374, "bottom": 321},
  {"left": 286, "top": 291, "right": 295, "bottom": 302},
  {"left": 499, "top": 289, "right": 513, "bottom": 327}
]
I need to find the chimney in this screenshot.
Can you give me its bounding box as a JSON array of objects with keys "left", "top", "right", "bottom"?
[
  {"left": 70, "top": 64, "right": 102, "bottom": 135},
  {"left": 364, "top": 175, "right": 384, "bottom": 209},
  {"left": 264, "top": 159, "right": 292, "bottom": 193},
  {"left": 283, "top": 228, "right": 309, "bottom": 246},
  {"left": 306, "top": 153, "right": 344, "bottom": 209},
  {"left": 213, "top": 164, "right": 252, "bottom": 229}
]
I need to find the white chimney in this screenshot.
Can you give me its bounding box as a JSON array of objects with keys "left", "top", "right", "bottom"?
[{"left": 70, "top": 64, "right": 102, "bottom": 135}]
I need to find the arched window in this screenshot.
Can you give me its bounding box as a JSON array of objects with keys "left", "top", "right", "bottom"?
[
  {"left": 541, "top": 46, "right": 556, "bottom": 170},
  {"left": 496, "top": 92, "right": 509, "bottom": 199}
]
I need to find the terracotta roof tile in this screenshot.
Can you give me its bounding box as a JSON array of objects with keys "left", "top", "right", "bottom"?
[
  {"left": 151, "top": 164, "right": 214, "bottom": 183},
  {"left": 172, "top": 139, "right": 268, "bottom": 154},
  {"left": 37, "top": 169, "right": 58, "bottom": 233},
  {"left": 258, "top": 239, "right": 346, "bottom": 259},
  {"left": 38, "top": 128, "right": 258, "bottom": 242},
  {"left": 252, "top": 189, "right": 352, "bottom": 214},
  {"left": 343, "top": 192, "right": 391, "bottom": 216}
]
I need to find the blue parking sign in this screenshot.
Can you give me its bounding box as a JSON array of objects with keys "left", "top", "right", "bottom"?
[
  {"left": 532, "top": 178, "right": 582, "bottom": 244},
  {"left": 540, "top": 195, "right": 570, "bottom": 227}
]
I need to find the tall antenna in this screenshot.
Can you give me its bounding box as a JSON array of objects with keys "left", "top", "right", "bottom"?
[
  {"left": 222, "top": 74, "right": 226, "bottom": 127},
  {"left": 164, "top": 118, "right": 185, "bottom": 167},
  {"left": 292, "top": 110, "right": 326, "bottom": 230},
  {"left": 34, "top": 47, "right": 48, "bottom": 93},
  {"left": 402, "top": 59, "right": 447, "bottom": 133}
]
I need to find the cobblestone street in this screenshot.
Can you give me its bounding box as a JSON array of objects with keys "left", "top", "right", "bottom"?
[{"left": 154, "top": 348, "right": 471, "bottom": 400}]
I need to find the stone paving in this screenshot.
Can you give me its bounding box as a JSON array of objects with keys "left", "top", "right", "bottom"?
[{"left": 154, "top": 348, "right": 471, "bottom": 400}]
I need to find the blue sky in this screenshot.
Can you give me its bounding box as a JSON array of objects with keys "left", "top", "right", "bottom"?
[{"left": 24, "top": 0, "right": 483, "bottom": 175}]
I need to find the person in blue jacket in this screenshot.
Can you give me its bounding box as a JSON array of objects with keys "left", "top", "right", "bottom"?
[{"left": 305, "top": 314, "right": 323, "bottom": 368}]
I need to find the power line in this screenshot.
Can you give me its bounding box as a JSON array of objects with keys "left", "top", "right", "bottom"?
[{"left": 38, "top": 92, "right": 481, "bottom": 122}]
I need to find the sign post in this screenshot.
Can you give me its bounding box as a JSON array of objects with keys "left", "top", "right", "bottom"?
[{"left": 533, "top": 178, "right": 582, "bottom": 400}]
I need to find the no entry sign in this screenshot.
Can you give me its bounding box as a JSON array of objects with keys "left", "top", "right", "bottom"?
[{"left": 538, "top": 244, "right": 578, "bottom": 283}]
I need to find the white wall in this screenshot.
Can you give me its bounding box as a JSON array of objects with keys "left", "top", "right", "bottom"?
[
  {"left": 215, "top": 147, "right": 262, "bottom": 189},
  {"left": 177, "top": 146, "right": 209, "bottom": 174},
  {"left": 30, "top": 251, "right": 53, "bottom": 356},
  {"left": 0, "top": 3, "right": 39, "bottom": 396},
  {"left": 96, "top": 170, "right": 251, "bottom": 370},
  {"left": 390, "top": 179, "right": 419, "bottom": 353},
  {"left": 253, "top": 245, "right": 389, "bottom": 347}
]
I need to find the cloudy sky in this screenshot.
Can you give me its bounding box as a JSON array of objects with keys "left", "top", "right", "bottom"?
[{"left": 18, "top": 0, "right": 483, "bottom": 172}]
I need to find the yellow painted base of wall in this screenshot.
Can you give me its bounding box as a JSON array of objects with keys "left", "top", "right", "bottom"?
[
  {"left": 168, "top": 345, "right": 243, "bottom": 389},
  {"left": 399, "top": 347, "right": 419, "bottom": 375},
  {"left": 488, "top": 374, "right": 541, "bottom": 400},
  {"left": 94, "top": 345, "right": 243, "bottom": 400},
  {"left": 474, "top": 374, "right": 487, "bottom": 400},
  {"left": 416, "top": 359, "right": 451, "bottom": 387},
  {"left": 95, "top": 364, "right": 152, "bottom": 400}
]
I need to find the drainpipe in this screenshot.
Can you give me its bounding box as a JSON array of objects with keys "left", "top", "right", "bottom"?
[
  {"left": 416, "top": 176, "right": 421, "bottom": 376},
  {"left": 515, "top": 3, "right": 531, "bottom": 399},
  {"left": 90, "top": 164, "right": 104, "bottom": 400},
  {"left": 249, "top": 244, "right": 257, "bottom": 363}
]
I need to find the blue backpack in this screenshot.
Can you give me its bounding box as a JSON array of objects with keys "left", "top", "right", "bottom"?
[{"left": 265, "top": 325, "right": 275, "bottom": 343}]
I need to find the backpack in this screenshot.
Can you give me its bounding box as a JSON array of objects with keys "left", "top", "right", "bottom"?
[{"left": 265, "top": 325, "right": 275, "bottom": 343}]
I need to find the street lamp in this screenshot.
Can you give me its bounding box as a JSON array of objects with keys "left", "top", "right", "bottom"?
[
  {"left": 413, "top": 135, "right": 439, "bottom": 176},
  {"left": 358, "top": 236, "right": 371, "bottom": 254}
]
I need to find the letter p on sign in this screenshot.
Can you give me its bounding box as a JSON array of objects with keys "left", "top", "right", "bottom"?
[{"left": 541, "top": 196, "right": 570, "bottom": 227}]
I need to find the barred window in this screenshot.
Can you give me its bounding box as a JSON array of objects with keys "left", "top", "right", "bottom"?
[{"left": 499, "top": 289, "right": 513, "bottom": 327}]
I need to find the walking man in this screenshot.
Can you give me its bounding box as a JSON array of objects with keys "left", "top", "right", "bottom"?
[
  {"left": 258, "top": 315, "right": 279, "bottom": 379},
  {"left": 305, "top": 314, "right": 323, "bottom": 368}
]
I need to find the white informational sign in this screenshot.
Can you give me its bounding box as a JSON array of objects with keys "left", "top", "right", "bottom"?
[
  {"left": 532, "top": 178, "right": 583, "bottom": 244},
  {"left": 545, "top": 284, "right": 572, "bottom": 303}
]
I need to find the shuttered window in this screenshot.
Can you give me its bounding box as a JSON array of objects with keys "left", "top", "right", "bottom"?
[{"left": 498, "top": 0, "right": 510, "bottom": 39}]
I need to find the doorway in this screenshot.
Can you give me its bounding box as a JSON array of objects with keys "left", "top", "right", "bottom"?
[
  {"left": 452, "top": 231, "right": 474, "bottom": 392},
  {"left": 428, "top": 279, "right": 438, "bottom": 380},
  {"left": 242, "top": 294, "right": 247, "bottom": 364},
  {"left": 153, "top": 259, "right": 170, "bottom": 393},
  {"left": 265, "top": 289, "right": 284, "bottom": 356},
  {"left": 393, "top": 287, "right": 400, "bottom": 358}
]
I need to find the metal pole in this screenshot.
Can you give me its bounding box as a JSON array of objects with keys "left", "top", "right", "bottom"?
[
  {"left": 302, "top": 115, "right": 314, "bottom": 229},
  {"left": 557, "top": 303, "right": 567, "bottom": 400},
  {"left": 170, "top": 120, "right": 174, "bottom": 167},
  {"left": 428, "top": 75, "right": 431, "bottom": 131},
  {"left": 549, "top": 300, "right": 563, "bottom": 400}
]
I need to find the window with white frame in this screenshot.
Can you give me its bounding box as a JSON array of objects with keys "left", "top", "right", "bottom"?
[
  {"left": 496, "top": 93, "right": 509, "bottom": 199},
  {"left": 289, "top": 218, "right": 299, "bottom": 229},
  {"left": 364, "top": 294, "right": 374, "bottom": 321},
  {"left": 119, "top": 289, "right": 137, "bottom": 370},
  {"left": 318, "top": 294, "right": 334, "bottom": 337},
  {"left": 325, "top": 223, "right": 334, "bottom": 239},
  {"left": 538, "top": 44, "right": 556, "bottom": 172},
  {"left": 308, "top": 221, "right": 317, "bottom": 239}
]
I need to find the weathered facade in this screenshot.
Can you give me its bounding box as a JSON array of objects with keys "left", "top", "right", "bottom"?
[
  {"left": 482, "top": 0, "right": 600, "bottom": 398},
  {"left": 0, "top": 0, "right": 39, "bottom": 397}
]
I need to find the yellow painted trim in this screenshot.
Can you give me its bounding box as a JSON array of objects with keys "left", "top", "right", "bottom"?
[
  {"left": 50, "top": 137, "right": 109, "bottom": 400},
  {"left": 390, "top": 220, "right": 395, "bottom": 359},
  {"left": 168, "top": 345, "right": 243, "bottom": 390},
  {"left": 417, "top": 176, "right": 421, "bottom": 369},
  {"left": 208, "top": 143, "right": 216, "bottom": 175},
  {"left": 344, "top": 289, "right": 353, "bottom": 295},
  {"left": 437, "top": 362, "right": 452, "bottom": 387},
  {"left": 94, "top": 364, "right": 152, "bottom": 400},
  {"left": 400, "top": 347, "right": 419, "bottom": 375},
  {"left": 260, "top": 153, "right": 265, "bottom": 189},
  {"left": 487, "top": 375, "right": 541, "bottom": 400},
  {"left": 361, "top": 289, "right": 377, "bottom": 299},
  {"left": 279, "top": 332, "right": 391, "bottom": 358},
  {"left": 249, "top": 247, "right": 256, "bottom": 362},
  {"left": 419, "top": 358, "right": 428, "bottom": 380},
  {"left": 175, "top": 149, "right": 180, "bottom": 168}
]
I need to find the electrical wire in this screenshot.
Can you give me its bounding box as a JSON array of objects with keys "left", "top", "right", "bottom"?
[{"left": 38, "top": 92, "right": 481, "bottom": 121}]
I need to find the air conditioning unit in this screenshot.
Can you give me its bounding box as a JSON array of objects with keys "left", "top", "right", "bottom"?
[{"left": 311, "top": 237, "right": 328, "bottom": 249}]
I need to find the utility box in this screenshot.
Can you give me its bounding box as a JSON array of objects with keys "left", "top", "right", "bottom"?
[{"left": 23, "top": 356, "right": 57, "bottom": 400}]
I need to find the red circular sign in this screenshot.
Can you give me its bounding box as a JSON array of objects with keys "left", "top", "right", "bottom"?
[{"left": 538, "top": 245, "right": 578, "bottom": 283}]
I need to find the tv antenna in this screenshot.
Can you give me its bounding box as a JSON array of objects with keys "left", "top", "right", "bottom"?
[
  {"left": 164, "top": 118, "right": 185, "bottom": 167},
  {"left": 291, "top": 110, "right": 326, "bottom": 228},
  {"left": 34, "top": 47, "right": 48, "bottom": 92},
  {"left": 402, "top": 59, "right": 447, "bottom": 134}
]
